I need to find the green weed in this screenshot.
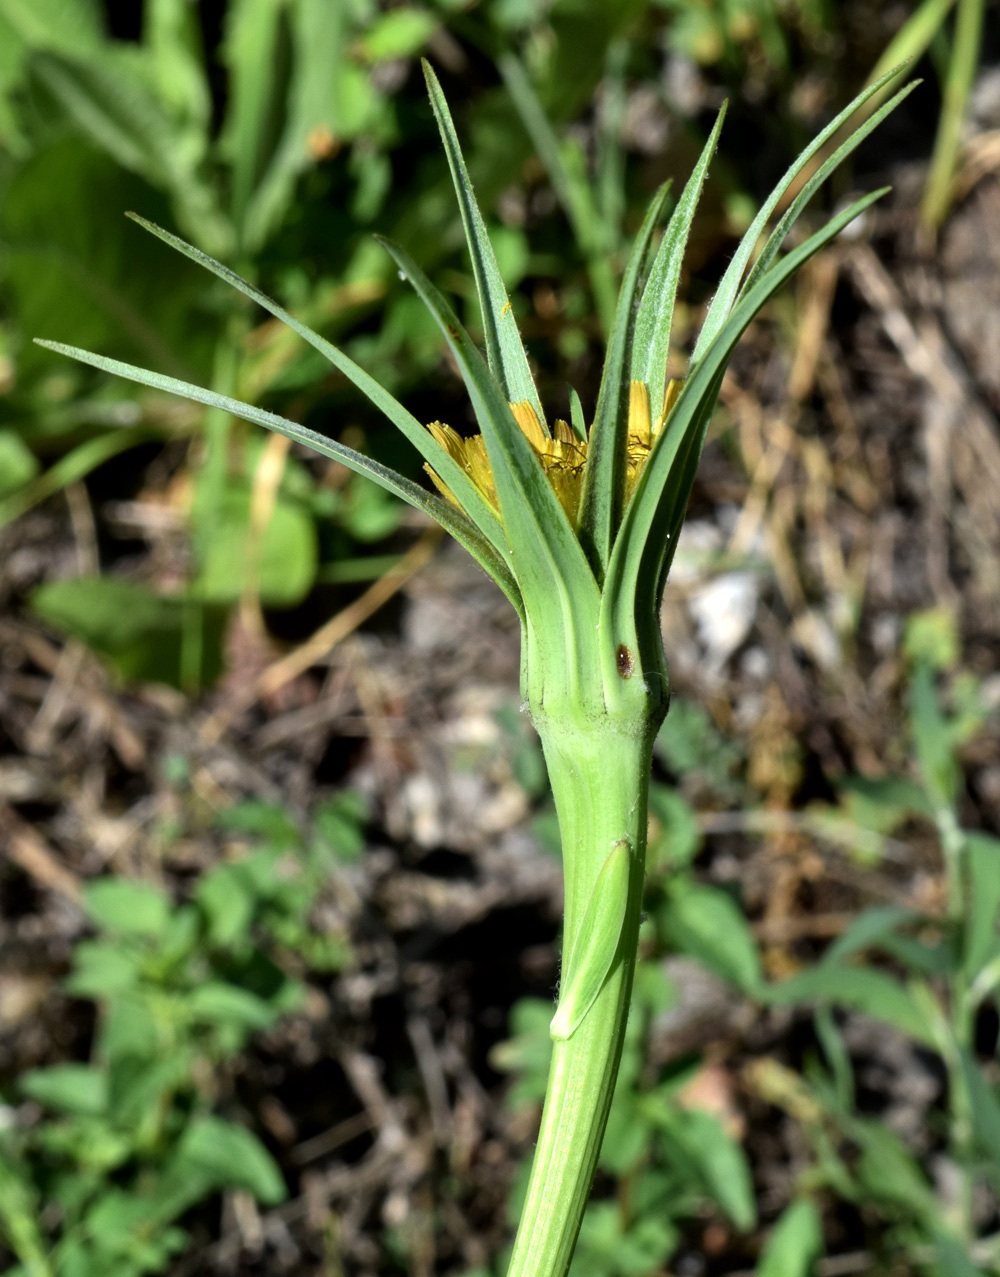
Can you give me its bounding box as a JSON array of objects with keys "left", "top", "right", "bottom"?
[{"left": 0, "top": 791, "right": 366, "bottom": 1277}]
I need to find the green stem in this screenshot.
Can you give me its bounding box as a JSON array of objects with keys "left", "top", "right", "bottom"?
[
  {"left": 505, "top": 711, "right": 657, "bottom": 1277},
  {"left": 921, "top": 0, "right": 984, "bottom": 230}
]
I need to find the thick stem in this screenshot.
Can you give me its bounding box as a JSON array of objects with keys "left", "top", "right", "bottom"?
[{"left": 505, "top": 715, "right": 655, "bottom": 1277}]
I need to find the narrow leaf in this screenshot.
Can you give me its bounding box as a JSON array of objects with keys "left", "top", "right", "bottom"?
[
  {"left": 498, "top": 51, "right": 617, "bottom": 333},
  {"left": 692, "top": 65, "right": 909, "bottom": 362},
  {"left": 375, "top": 237, "right": 603, "bottom": 695},
  {"left": 910, "top": 660, "right": 958, "bottom": 809},
  {"left": 594, "top": 41, "right": 629, "bottom": 259},
  {"left": 124, "top": 214, "right": 507, "bottom": 554},
  {"left": 423, "top": 61, "right": 544, "bottom": 425},
  {"left": 550, "top": 838, "right": 631, "bottom": 1040},
  {"left": 605, "top": 190, "right": 887, "bottom": 646},
  {"left": 867, "top": 0, "right": 952, "bottom": 90},
  {"left": 238, "top": 0, "right": 355, "bottom": 253},
  {"left": 34, "top": 340, "right": 522, "bottom": 611},
  {"left": 578, "top": 182, "right": 671, "bottom": 582},
  {"left": 219, "top": 0, "right": 285, "bottom": 237},
  {"left": 672, "top": 1108, "right": 757, "bottom": 1230},
  {"left": 741, "top": 78, "right": 919, "bottom": 295},
  {"left": 964, "top": 833, "right": 1000, "bottom": 977},
  {"left": 0, "top": 424, "right": 156, "bottom": 528},
  {"left": 33, "top": 50, "right": 228, "bottom": 255},
  {"left": 824, "top": 905, "right": 919, "bottom": 966},
  {"left": 631, "top": 105, "right": 726, "bottom": 415},
  {"left": 655, "top": 368, "right": 726, "bottom": 593}
]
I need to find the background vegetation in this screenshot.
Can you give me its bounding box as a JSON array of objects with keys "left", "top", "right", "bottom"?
[{"left": 3, "top": 0, "right": 1000, "bottom": 1274}]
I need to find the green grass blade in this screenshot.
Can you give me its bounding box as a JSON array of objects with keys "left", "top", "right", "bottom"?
[
  {"left": 922, "top": 0, "right": 983, "bottom": 230},
  {"left": 497, "top": 51, "right": 618, "bottom": 334},
  {"left": 578, "top": 182, "right": 671, "bottom": 583},
  {"left": 496, "top": 53, "right": 586, "bottom": 244},
  {"left": 236, "top": 0, "right": 351, "bottom": 254},
  {"left": 691, "top": 66, "right": 909, "bottom": 363},
  {"left": 31, "top": 49, "right": 230, "bottom": 257},
  {"left": 594, "top": 40, "right": 628, "bottom": 266},
  {"left": 606, "top": 189, "right": 889, "bottom": 639},
  {"left": 0, "top": 1153, "right": 52, "bottom": 1277},
  {"left": 631, "top": 105, "right": 726, "bottom": 418},
  {"left": 742, "top": 78, "right": 919, "bottom": 295},
  {"left": 33, "top": 340, "right": 523, "bottom": 612},
  {"left": 655, "top": 370, "right": 726, "bottom": 594},
  {"left": 374, "top": 237, "right": 602, "bottom": 691},
  {"left": 218, "top": 0, "right": 285, "bottom": 241},
  {"left": 867, "top": 0, "right": 954, "bottom": 93},
  {"left": 422, "top": 61, "right": 545, "bottom": 427},
  {"left": 124, "top": 213, "right": 507, "bottom": 553}
]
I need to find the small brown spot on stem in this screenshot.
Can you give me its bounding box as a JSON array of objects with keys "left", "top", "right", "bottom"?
[{"left": 616, "top": 645, "right": 634, "bottom": 679}]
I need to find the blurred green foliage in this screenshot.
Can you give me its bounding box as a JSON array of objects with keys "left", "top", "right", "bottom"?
[{"left": 0, "top": 790, "right": 366, "bottom": 1277}]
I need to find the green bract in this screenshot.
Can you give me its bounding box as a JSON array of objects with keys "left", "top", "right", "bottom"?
[{"left": 38, "top": 60, "right": 915, "bottom": 1277}]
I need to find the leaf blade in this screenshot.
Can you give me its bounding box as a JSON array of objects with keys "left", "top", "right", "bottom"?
[
  {"left": 691, "top": 65, "right": 909, "bottom": 362},
  {"left": 124, "top": 213, "right": 508, "bottom": 554},
  {"left": 741, "top": 77, "right": 919, "bottom": 295},
  {"left": 631, "top": 104, "right": 726, "bottom": 416},
  {"left": 497, "top": 51, "right": 618, "bottom": 333},
  {"left": 578, "top": 181, "right": 671, "bottom": 581},
  {"left": 34, "top": 339, "right": 523, "bottom": 611},
  {"left": 605, "top": 189, "right": 888, "bottom": 642},
  {"left": 423, "top": 60, "right": 544, "bottom": 425},
  {"left": 375, "top": 237, "right": 604, "bottom": 696}
]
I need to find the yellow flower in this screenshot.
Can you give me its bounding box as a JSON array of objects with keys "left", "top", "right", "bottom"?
[{"left": 425, "top": 378, "right": 682, "bottom": 527}]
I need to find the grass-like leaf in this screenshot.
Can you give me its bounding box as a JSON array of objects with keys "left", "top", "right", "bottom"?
[
  {"left": 375, "top": 236, "right": 603, "bottom": 697},
  {"left": 630, "top": 105, "right": 726, "bottom": 418},
  {"left": 691, "top": 65, "right": 909, "bottom": 363},
  {"left": 33, "top": 340, "right": 523, "bottom": 613},
  {"left": 423, "top": 60, "right": 545, "bottom": 428},
  {"left": 740, "top": 77, "right": 919, "bottom": 297},
  {"left": 550, "top": 837, "right": 630, "bottom": 1041},
  {"left": 604, "top": 188, "right": 889, "bottom": 646},
  {"left": 577, "top": 182, "right": 671, "bottom": 583},
  {"left": 498, "top": 51, "right": 618, "bottom": 334},
  {"left": 124, "top": 214, "right": 507, "bottom": 556}
]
